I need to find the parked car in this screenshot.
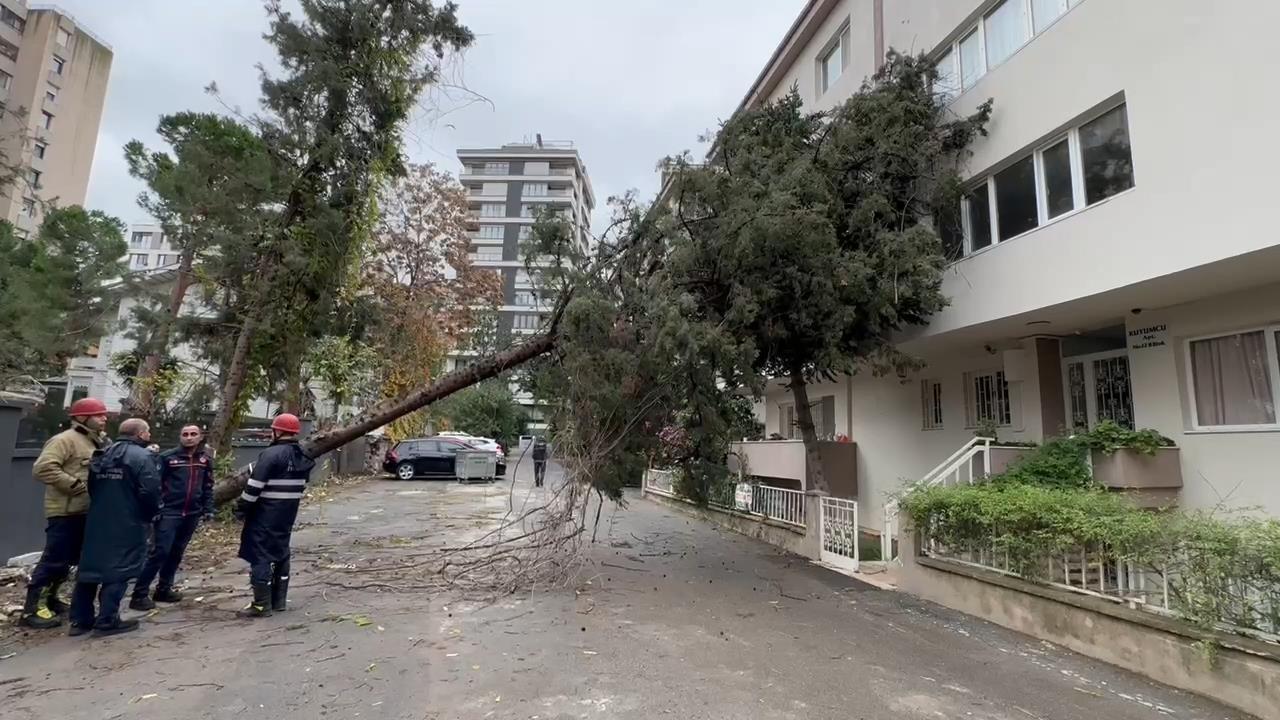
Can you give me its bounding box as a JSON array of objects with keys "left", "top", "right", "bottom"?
[
  {"left": 464, "top": 436, "right": 507, "bottom": 476},
  {"left": 382, "top": 436, "right": 475, "bottom": 480}
]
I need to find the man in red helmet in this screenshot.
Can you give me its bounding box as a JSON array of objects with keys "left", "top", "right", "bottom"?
[
  {"left": 21, "top": 397, "right": 109, "bottom": 629},
  {"left": 234, "top": 413, "right": 314, "bottom": 617}
]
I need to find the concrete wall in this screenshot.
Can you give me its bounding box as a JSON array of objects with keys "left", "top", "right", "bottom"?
[{"left": 896, "top": 528, "right": 1280, "bottom": 719}]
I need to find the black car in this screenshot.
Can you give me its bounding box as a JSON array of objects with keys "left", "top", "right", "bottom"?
[{"left": 383, "top": 436, "right": 507, "bottom": 480}]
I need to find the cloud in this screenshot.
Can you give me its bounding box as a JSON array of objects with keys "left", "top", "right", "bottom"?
[{"left": 62, "top": 0, "right": 806, "bottom": 233}]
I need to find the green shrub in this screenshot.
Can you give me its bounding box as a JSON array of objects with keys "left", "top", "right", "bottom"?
[{"left": 988, "top": 421, "right": 1177, "bottom": 489}]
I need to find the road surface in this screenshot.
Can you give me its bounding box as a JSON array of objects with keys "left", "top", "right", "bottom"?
[{"left": 0, "top": 463, "right": 1251, "bottom": 719}]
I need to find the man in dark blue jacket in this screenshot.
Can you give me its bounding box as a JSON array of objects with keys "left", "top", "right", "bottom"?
[
  {"left": 130, "top": 424, "right": 214, "bottom": 611},
  {"left": 236, "top": 413, "right": 314, "bottom": 617},
  {"left": 69, "top": 418, "right": 162, "bottom": 637}
]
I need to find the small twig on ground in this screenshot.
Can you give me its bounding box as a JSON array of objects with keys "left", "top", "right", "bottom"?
[
  {"left": 170, "top": 682, "right": 226, "bottom": 691},
  {"left": 600, "top": 561, "right": 648, "bottom": 573},
  {"left": 258, "top": 640, "right": 305, "bottom": 649}
]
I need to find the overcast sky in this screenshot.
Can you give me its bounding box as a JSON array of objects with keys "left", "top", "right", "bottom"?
[{"left": 56, "top": 0, "right": 806, "bottom": 232}]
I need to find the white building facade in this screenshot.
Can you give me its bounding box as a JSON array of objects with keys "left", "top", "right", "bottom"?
[{"left": 738, "top": 0, "right": 1280, "bottom": 529}]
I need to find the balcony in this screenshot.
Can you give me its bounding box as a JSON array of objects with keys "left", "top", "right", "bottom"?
[{"left": 728, "top": 440, "right": 858, "bottom": 498}]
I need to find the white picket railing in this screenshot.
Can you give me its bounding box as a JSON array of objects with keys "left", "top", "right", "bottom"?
[
  {"left": 745, "top": 484, "right": 806, "bottom": 527},
  {"left": 644, "top": 468, "right": 676, "bottom": 496},
  {"left": 882, "top": 437, "right": 994, "bottom": 563}
]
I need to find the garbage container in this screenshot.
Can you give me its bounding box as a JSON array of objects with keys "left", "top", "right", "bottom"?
[{"left": 455, "top": 449, "right": 497, "bottom": 484}]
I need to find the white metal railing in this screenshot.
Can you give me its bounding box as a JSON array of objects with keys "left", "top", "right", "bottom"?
[
  {"left": 883, "top": 437, "right": 994, "bottom": 562},
  {"left": 921, "top": 535, "right": 1280, "bottom": 645},
  {"left": 744, "top": 485, "right": 806, "bottom": 527}
]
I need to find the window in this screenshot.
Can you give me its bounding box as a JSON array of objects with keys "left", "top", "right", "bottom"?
[
  {"left": 41, "top": 111, "right": 53, "bottom": 129},
  {"left": 1079, "top": 104, "right": 1134, "bottom": 206},
  {"left": 21, "top": 197, "right": 35, "bottom": 216},
  {"left": 1188, "top": 329, "right": 1280, "bottom": 428},
  {"left": 953, "top": 103, "right": 1133, "bottom": 257},
  {"left": 512, "top": 314, "right": 541, "bottom": 330},
  {"left": 33, "top": 141, "right": 46, "bottom": 159},
  {"left": 51, "top": 55, "right": 65, "bottom": 75},
  {"left": 0, "top": 69, "right": 10, "bottom": 90},
  {"left": 966, "top": 184, "right": 993, "bottom": 251},
  {"left": 130, "top": 232, "right": 152, "bottom": 248},
  {"left": 817, "top": 24, "right": 848, "bottom": 94},
  {"left": 0, "top": 39, "right": 17, "bottom": 61},
  {"left": 1031, "top": 0, "right": 1069, "bottom": 32},
  {"left": 518, "top": 225, "right": 532, "bottom": 240},
  {"left": 984, "top": 0, "right": 1030, "bottom": 68},
  {"left": 56, "top": 27, "right": 72, "bottom": 48},
  {"left": 477, "top": 225, "right": 503, "bottom": 240},
  {"left": 521, "top": 203, "right": 547, "bottom": 218},
  {"left": 479, "top": 203, "right": 505, "bottom": 218},
  {"left": 779, "top": 397, "right": 836, "bottom": 439},
  {"left": 1, "top": 6, "right": 24, "bottom": 33},
  {"left": 921, "top": 380, "right": 944, "bottom": 430},
  {"left": 524, "top": 161, "right": 550, "bottom": 175},
  {"left": 128, "top": 253, "right": 149, "bottom": 270},
  {"left": 480, "top": 182, "right": 506, "bottom": 196},
  {"left": 994, "top": 155, "right": 1038, "bottom": 241},
  {"left": 523, "top": 182, "right": 548, "bottom": 197},
  {"left": 514, "top": 291, "right": 537, "bottom": 307},
  {"left": 27, "top": 168, "right": 40, "bottom": 188},
  {"left": 1039, "top": 137, "right": 1074, "bottom": 219},
  {"left": 157, "top": 254, "right": 180, "bottom": 267},
  {"left": 964, "top": 370, "right": 1012, "bottom": 428},
  {"left": 957, "top": 29, "right": 984, "bottom": 91},
  {"left": 45, "top": 89, "right": 56, "bottom": 104},
  {"left": 934, "top": 48, "right": 959, "bottom": 101},
  {"left": 483, "top": 162, "right": 509, "bottom": 175},
  {"left": 471, "top": 246, "right": 502, "bottom": 262}
]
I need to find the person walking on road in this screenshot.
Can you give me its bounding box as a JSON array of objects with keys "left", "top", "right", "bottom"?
[
  {"left": 69, "top": 418, "right": 162, "bottom": 637},
  {"left": 20, "top": 398, "right": 109, "bottom": 629},
  {"left": 130, "top": 425, "right": 214, "bottom": 611},
  {"left": 235, "top": 413, "right": 314, "bottom": 617},
  {"left": 532, "top": 437, "right": 548, "bottom": 487}
]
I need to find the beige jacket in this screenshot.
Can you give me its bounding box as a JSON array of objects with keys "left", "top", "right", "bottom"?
[{"left": 32, "top": 421, "right": 105, "bottom": 517}]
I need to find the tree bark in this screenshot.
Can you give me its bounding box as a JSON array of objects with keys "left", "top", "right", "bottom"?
[
  {"left": 207, "top": 315, "right": 258, "bottom": 458},
  {"left": 212, "top": 329, "right": 557, "bottom": 504},
  {"left": 124, "top": 245, "right": 196, "bottom": 418},
  {"left": 788, "top": 365, "right": 829, "bottom": 494}
]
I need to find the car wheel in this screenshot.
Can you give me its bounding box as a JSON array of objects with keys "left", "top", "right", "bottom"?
[{"left": 396, "top": 462, "right": 416, "bottom": 481}]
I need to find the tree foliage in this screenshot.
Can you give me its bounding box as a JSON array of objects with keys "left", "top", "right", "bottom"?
[
  {"left": 0, "top": 208, "right": 127, "bottom": 381},
  {"left": 662, "top": 52, "right": 992, "bottom": 492},
  {"left": 433, "top": 380, "right": 528, "bottom": 446}
]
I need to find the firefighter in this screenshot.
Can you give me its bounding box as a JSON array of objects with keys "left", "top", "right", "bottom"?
[
  {"left": 20, "top": 397, "right": 109, "bottom": 629},
  {"left": 69, "top": 418, "right": 162, "bottom": 636},
  {"left": 130, "top": 424, "right": 214, "bottom": 610},
  {"left": 235, "top": 413, "right": 314, "bottom": 617}
]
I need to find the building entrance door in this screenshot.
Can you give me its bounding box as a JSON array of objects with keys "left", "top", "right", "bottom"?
[{"left": 1063, "top": 350, "right": 1135, "bottom": 430}]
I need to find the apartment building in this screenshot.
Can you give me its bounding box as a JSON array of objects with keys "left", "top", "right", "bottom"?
[
  {"left": 731, "top": 0, "right": 1280, "bottom": 530},
  {"left": 452, "top": 139, "right": 595, "bottom": 422},
  {"left": 122, "top": 222, "right": 182, "bottom": 273},
  {"left": 0, "top": 2, "right": 111, "bottom": 235}
]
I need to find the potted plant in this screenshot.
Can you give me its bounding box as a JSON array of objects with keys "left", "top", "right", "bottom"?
[{"left": 1081, "top": 421, "right": 1180, "bottom": 494}]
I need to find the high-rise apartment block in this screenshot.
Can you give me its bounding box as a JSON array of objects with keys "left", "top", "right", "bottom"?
[{"left": 0, "top": 2, "right": 112, "bottom": 236}]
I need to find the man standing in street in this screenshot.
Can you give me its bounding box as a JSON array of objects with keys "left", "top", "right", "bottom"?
[
  {"left": 69, "top": 418, "right": 162, "bottom": 636},
  {"left": 236, "top": 413, "right": 314, "bottom": 617},
  {"left": 20, "top": 398, "right": 109, "bottom": 629},
  {"left": 130, "top": 425, "right": 213, "bottom": 611},
  {"left": 532, "top": 437, "right": 548, "bottom": 488}
]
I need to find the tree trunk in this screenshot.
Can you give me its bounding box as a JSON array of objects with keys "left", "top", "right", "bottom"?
[
  {"left": 212, "top": 330, "right": 557, "bottom": 504},
  {"left": 788, "top": 366, "right": 829, "bottom": 494},
  {"left": 207, "top": 315, "right": 257, "bottom": 458},
  {"left": 124, "top": 245, "right": 196, "bottom": 418},
  {"left": 282, "top": 358, "right": 303, "bottom": 415}
]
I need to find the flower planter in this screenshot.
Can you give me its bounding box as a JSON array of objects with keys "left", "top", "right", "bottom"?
[
  {"left": 1090, "top": 447, "right": 1182, "bottom": 490},
  {"left": 971, "top": 445, "right": 1036, "bottom": 479}
]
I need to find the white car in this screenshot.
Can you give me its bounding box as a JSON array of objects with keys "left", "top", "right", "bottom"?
[{"left": 466, "top": 436, "right": 506, "bottom": 462}]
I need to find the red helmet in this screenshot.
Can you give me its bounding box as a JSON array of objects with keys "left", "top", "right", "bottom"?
[
  {"left": 271, "top": 413, "right": 302, "bottom": 434},
  {"left": 68, "top": 397, "right": 108, "bottom": 417}
]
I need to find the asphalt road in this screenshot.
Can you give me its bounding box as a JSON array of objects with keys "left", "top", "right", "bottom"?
[{"left": 0, "top": 463, "right": 1252, "bottom": 719}]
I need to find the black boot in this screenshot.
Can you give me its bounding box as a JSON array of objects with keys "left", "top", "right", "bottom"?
[
  {"left": 270, "top": 571, "right": 289, "bottom": 612},
  {"left": 153, "top": 586, "right": 183, "bottom": 603},
  {"left": 237, "top": 583, "right": 272, "bottom": 618},
  {"left": 129, "top": 594, "right": 155, "bottom": 611},
  {"left": 19, "top": 586, "right": 61, "bottom": 629},
  {"left": 44, "top": 580, "right": 68, "bottom": 615},
  {"left": 93, "top": 617, "right": 140, "bottom": 637}
]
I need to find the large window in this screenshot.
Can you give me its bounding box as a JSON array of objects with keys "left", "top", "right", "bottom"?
[
  {"left": 479, "top": 202, "right": 505, "bottom": 218},
  {"left": 483, "top": 162, "right": 509, "bottom": 175},
  {"left": 51, "top": 55, "right": 65, "bottom": 75},
  {"left": 817, "top": 24, "right": 849, "bottom": 95},
  {"left": 953, "top": 102, "right": 1133, "bottom": 256},
  {"left": 1187, "top": 328, "right": 1280, "bottom": 429},
  {"left": 0, "top": 39, "right": 16, "bottom": 61},
  {"left": 128, "top": 254, "right": 149, "bottom": 270},
  {"left": 1, "top": 6, "right": 24, "bottom": 33},
  {"left": 523, "top": 182, "right": 548, "bottom": 197},
  {"left": 130, "top": 231, "right": 152, "bottom": 248},
  {"left": 476, "top": 224, "right": 503, "bottom": 240},
  {"left": 935, "top": 0, "right": 1083, "bottom": 98},
  {"left": 512, "top": 314, "right": 542, "bottom": 330},
  {"left": 471, "top": 246, "right": 502, "bottom": 262},
  {"left": 1079, "top": 104, "right": 1135, "bottom": 205},
  {"left": 921, "top": 380, "right": 944, "bottom": 430},
  {"left": 964, "top": 370, "right": 1013, "bottom": 428}
]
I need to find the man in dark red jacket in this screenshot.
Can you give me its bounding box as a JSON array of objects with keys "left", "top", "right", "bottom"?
[{"left": 130, "top": 425, "right": 213, "bottom": 611}]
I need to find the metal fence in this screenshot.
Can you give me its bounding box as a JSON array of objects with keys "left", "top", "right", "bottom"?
[
  {"left": 921, "top": 533, "right": 1280, "bottom": 644},
  {"left": 741, "top": 484, "right": 806, "bottom": 527},
  {"left": 644, "top": 469, "right": 806, "bottom": 529}
]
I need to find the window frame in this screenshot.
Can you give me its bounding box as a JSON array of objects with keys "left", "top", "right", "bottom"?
[
  {"left": 1, "top": 6, "right": 25, "bottom": 33},
  {"left": 40, "top": 110, "right": 53, "bottom": 129},
  {"left": 56, "top": 27, "right": 72, "bottom": 48},
  {"left": 1184, "top": 325, "right": 1280, "bottom": 432},
  {"left": 0, "top": 69, "right": 10, "bottom": 90},
  {"left": 33, "top": 141, "right": 47, "bottom": 159},
  {"left": 479, "top": 202, "right": 505, "bottom": 218},
  {"left": 921, "top": 379, "right": 944, "bottom": 431},
  {"left": 963, "top": 369, "right": 1017, "bottom": 429},
  {"left": 816, "top": 21, "right": 850, "bottom": 96},
  {"left": 51, "top": 54, "right": 66, "bottom": 75}
]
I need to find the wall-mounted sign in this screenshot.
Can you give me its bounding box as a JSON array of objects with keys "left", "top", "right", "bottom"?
[
  {"left": 734, "top": 483, "right": 753, "bottom": 512},
  {"left": 1127, "top": 323, "right": 1168, "bottom": 351}
]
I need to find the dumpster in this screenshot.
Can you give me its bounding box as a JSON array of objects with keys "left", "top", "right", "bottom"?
[{"left": 456, "top": 448, "right": 497, "bottom": 484}]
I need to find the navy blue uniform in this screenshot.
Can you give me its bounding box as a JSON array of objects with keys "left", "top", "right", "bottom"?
[
  {"left": 133, "top": 446, "right": 213, "bottom": 600},
  {"left": 70, "top": 437, "right": 161, "bottom": 629},
  {"left": 238, "top": 440, "right": 314, "bottom": 591}
]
